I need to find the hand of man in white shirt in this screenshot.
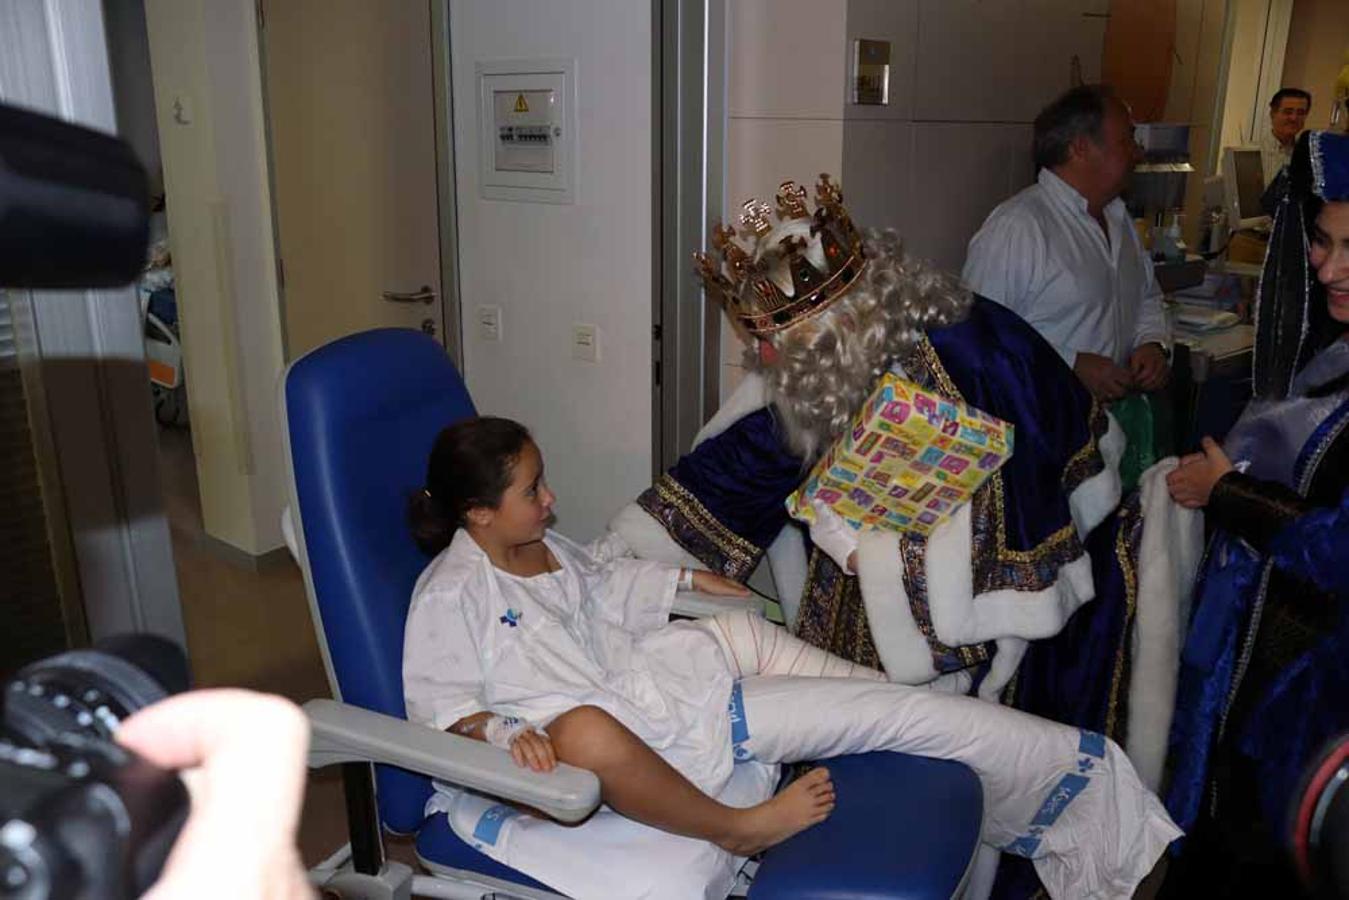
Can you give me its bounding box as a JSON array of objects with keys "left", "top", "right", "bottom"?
[
  {"left": 1073, "top": 351, "right": 1134, "bottom": 401},
  {"left": 1128, "top": 343, "right": 1170, "bottom": 392}
]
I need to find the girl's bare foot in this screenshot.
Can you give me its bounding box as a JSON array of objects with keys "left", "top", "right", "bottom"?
[{"left": 716, "top": 767, "right": 835, "bottom": 855}]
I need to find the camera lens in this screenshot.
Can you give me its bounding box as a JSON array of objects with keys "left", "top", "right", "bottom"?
[
  {"left": 1, "top": 635, "right": 191, "bottom": 900},
  {"left": 4, "top": 635, "right": 188, "bottom": 749}
]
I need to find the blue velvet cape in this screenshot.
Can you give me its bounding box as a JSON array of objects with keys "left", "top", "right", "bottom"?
[
  {"left": 1166, "top": 396, "right": 1349, "bottom": 838},
  {"left": 637, "top": 297, "right": 1135, "bottom": 900},
  {"left": 637, "top": 296, "right": 1112, "bottom": 674}
]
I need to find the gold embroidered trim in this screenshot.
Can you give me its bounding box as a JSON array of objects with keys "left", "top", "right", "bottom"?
[
  {"left": 647, "top": 477, "right": 766, "bottom": 577},
  {"left": 1066, "top": 400, "right": 1108, "bottom": 469},
  {"left": 1105, "top": 507, "right": 1140, "bottom": 740},
  {"left": 650, "top": 475, "right": 760, "bottom": 571},
  {"left": 986, "top": 472, "right": 1078, "bottom": 562},
  {"left": 1062, "top": 401, "right": 1110, "bottom": 491},
  {"left": 795, "top": 549, "right": 884, "bottom": 671}
]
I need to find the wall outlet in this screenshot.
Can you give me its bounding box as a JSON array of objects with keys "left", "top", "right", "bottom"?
[
  {"left": 571, "top": 323, "right": 599, "bottom": 362},
  {"left": 477, "top": 305, "right": 501, "bottom": 342}
]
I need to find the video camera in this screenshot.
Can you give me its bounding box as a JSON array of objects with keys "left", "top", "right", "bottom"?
[
  {"left": 1, "top": 102, "right": 186, "bottom": 899},
  {"left": 1290, "top": 731, "right": 1349, "bottom": 900}
]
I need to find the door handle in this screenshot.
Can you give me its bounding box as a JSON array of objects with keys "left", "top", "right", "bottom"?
[{"left": 381, "top": 285, "right": 436, "bottom": 304}]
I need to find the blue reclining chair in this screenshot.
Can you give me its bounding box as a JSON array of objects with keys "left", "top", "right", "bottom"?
[{"left": 280, "top": 328, "right": 985, "bottom": 899}]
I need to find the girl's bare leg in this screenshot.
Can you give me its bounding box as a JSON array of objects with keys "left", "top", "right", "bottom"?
[{"left": 546, "top": 705, "right": 833, "bottom": 855}]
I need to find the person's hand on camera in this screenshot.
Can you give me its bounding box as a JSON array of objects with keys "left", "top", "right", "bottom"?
[
  {"left": 1166, "top": 437, "right": 1235, "bottom": 509},
  {"left": 116, "top": 689, "right": 314, "bottom": 900},
  {"left": 1128, "top": 342, "right": 1171, "bottom": 392},
  {"left": 1073, "top": 351, "right": 1134, "bottom": 402}
]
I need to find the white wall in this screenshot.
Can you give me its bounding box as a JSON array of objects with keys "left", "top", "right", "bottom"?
[
  {"left": 1282, "top": 0, "right": 1349, "bottom": 132},
  {"left": 722, "top": 0, "right": 848, "bottom": 401},
  {"left": 720, "top": 1, "right": 1105, "bottom": 396},
  {"left": 1162, "top": 0, "right": 1230, "bottom": 247},
  {"left": 144, "top": 0, "right": 288, "bottom": 555},
  {"left": 841, "top": 0, "right": 1107, "bottom": 274},
  {"left": 450, "top": 0, "right": 652, "bottom": 542},
  {"left": 1218, "top": 0, "right": 1292, "bottom": 150}
]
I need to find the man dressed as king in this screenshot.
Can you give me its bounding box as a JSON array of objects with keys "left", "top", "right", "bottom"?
[{"left": 607, "top": 176, "right": 1199, "bottom": 798}]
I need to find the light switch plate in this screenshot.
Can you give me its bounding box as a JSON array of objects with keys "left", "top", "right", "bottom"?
[
  {"left": 571, "top": 323, "right": 599, "bottom": 362},
  {"left": 477, "top": 305, "right": 501, "bottom": 342}
]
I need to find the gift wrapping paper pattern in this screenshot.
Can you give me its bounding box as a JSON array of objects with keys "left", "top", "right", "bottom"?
[{"left": 787, "top": 373, "right": 1014, "bottom": 536}]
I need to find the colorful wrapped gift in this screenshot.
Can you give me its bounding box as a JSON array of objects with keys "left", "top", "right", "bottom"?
[{"left": 786, "top": 372, "right": 1014, "bottom": 536}]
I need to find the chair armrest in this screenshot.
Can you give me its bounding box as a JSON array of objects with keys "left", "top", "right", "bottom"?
[
  {"left": 670, "top": 590, "right": 765, "bottom": 619},
  {"left": 303, "top": 699, "right": 600, "bottom": 823}
]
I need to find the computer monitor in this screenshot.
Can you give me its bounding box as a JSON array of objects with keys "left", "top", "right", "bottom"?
[{"left": 1222, "top": 146, "right": 1270, "bottom": 231}]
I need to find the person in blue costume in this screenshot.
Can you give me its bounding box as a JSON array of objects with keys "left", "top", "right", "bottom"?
[{"left": 1160, "top": 130, "right": 1349, "bottom": 899}]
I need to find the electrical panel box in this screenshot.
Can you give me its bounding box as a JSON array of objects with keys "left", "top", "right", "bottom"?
[{"left": 477, "top": 60, "right": 576, "bottom": 204}]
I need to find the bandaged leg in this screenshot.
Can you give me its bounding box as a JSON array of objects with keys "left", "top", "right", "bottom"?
[
  {"left": 732, "top": 676, "right": 1180, "bottom": 900},
  {"left": 701, "top": 611, "right": 887, "bottom": 681}
]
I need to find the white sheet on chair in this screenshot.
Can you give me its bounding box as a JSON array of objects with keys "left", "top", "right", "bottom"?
[{"left": 427, "top": 759, "right": 779, "bottom": 900}]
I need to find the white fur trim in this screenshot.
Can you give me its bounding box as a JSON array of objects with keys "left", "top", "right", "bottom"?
[
  {"left": 1068, "top": 411, "right": 1126, "bottom": 538},
  {"left": 855, "top": 529, "right": 940, "bottom": 684},
  {"left": 925, "top": 504, "right": 1097, "bottom": 647},
  {"left": 691, "top": 371, "right": 767, "bottom": 449},
  {"left": 1125, "top": 458, "right": 1204, "bottom": 791},
  {"left": 979, "top": 637, "right": 1028, "bottom": 700}
]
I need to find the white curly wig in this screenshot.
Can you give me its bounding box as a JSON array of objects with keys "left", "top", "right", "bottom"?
[{"left": 755, "top": 228, "right": 973, "bottom": 462}]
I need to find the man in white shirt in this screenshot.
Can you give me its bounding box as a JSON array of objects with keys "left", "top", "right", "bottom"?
[
  {"left": 962, "top": 85, "right": 1169, "bottom": 402},
  {"left": 1258, "top": 88, "right": 1311, "bottom": 184}
]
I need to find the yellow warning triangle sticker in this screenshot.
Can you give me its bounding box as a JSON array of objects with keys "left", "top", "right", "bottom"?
[{"left": 513, "top": 93, "right": 529, "bottom": 113}]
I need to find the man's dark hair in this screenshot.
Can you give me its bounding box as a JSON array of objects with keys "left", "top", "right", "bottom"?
[
  {"left": 1269, "top": 88, "right": 1312, "bottom": 111},
  {"left": 1032, "top": 84, "right": 1119, "bottom": 171}
]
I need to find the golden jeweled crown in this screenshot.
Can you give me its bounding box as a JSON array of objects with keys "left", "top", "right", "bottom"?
[{"left": 694, "top": 174, "right": 868, "bottom": 337}]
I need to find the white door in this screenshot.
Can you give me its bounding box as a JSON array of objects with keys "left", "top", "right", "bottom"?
[{"left": 261, "top": 0, "right": 445, "bottom": 358}]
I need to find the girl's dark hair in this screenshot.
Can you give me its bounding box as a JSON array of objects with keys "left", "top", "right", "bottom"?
[{"left": 407, "top": 416, "right": 533, "bottom": 555}]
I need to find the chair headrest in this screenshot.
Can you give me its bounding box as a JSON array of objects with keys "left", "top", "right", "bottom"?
[{"left": 283, "top": 329, "right": 476, "bottom": 716}]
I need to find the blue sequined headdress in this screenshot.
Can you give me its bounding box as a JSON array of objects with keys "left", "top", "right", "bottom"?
[
  {"left": 1253, "top": 131, "right": 1349, "bottom": 399},
  {"left": 1309, "top": 130, "right": 1349, "bottom": 203}
]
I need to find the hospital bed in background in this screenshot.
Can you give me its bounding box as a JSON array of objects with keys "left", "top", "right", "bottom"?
[{"left": 279, "top": 327, "right": 984, "bottom": 899}]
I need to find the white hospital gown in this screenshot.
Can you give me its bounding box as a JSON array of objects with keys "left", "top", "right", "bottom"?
[
  {"left": 403, "top": 528, "right": 737, "bottom": 795},
  {"left": 404, "top": 530, "right": 1181, "bottom": 899}
]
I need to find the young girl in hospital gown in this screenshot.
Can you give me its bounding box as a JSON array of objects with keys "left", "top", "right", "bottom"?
[{"left": 403, "top": 416, "right": 1181, "bottom": 898}]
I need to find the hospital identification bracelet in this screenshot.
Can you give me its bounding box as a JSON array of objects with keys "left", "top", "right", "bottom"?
[{"left": 482, "top": 714, "right": 539, "bottom": 750}]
